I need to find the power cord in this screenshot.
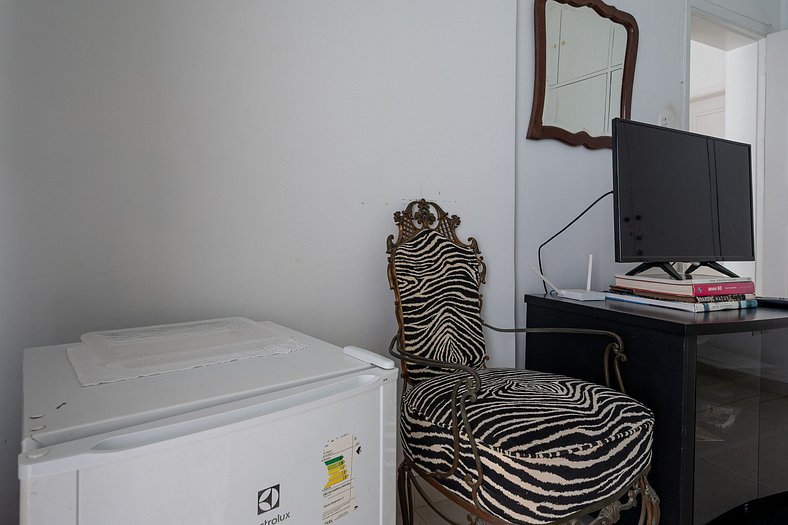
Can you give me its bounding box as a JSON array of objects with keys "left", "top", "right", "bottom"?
[{"left": 537, "top": 191, "right": 613, "bottom": 294}]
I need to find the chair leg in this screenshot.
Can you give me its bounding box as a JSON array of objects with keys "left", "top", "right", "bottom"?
[
  {"left": 396, "top": 464, "right": 660, "bottom": 525},
  {"left": 588, "top": 473, "right": 660, "bottom": 525},
  {"left": 637, "top": 476, "right": 660, "bottom": 525},
  {"left": 398, "top": 461, "right": 415, "bottom": 525}
]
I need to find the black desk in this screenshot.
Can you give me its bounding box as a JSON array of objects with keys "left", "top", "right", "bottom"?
[{"left": 524, "top": 294, "right": 788, "bottom": 525}]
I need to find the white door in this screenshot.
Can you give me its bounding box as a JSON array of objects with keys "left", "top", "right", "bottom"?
[
  {"left": 690, "top": 92, "right": 726, "bottom": 138},
  {"left": 763, "top": 29, "right": 788, "bottom": 296}
]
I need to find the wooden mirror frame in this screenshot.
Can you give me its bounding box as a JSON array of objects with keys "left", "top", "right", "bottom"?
[{"left": 527, "top": 0, "right": 639, "bottom": 150}]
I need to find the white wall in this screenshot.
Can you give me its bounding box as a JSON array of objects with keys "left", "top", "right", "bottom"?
[
  {"left": 764, "top": 29, "right": 788, "bottom": 296},
  {"left": 690, "top": 41, "right": 727, "bottom": 97},
  {"left": 692, "top": 0, "right": 782, "bottom": 35},
  {"left": 784, "top": 0, "right": 788, "bottom": 30},
  {"left": 723, "top": 42, "right": 759, "bottom": 280},
  {"left": 515, "top": 0, "right": 690, "bottom": 364},
  {"left": 0, "top": 0, "right": 516, "bottom": 519}
]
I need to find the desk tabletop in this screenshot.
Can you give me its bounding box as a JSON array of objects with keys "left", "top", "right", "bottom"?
[{"left": 525, "top": 293, "right": 788, "bottom": 336}]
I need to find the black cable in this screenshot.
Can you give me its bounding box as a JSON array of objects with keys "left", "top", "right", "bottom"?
[{"left": 537, "top": 191, "right": 613, "bottom": 294}]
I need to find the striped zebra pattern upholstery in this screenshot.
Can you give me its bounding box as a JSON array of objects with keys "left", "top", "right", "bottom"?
[
  {"left": 391, "top": 227, "right": 487, "bottom": 384},
  {"left": 387, "top": 200, "right": 659, "bottom": 525},
  {"left": 401, "top": 368, "right": 654, "bottom": 524}
]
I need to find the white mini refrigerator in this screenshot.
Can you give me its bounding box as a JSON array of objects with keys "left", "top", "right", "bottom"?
[{"left": 19, "top": 319, "right": 397, "bottom": 525}]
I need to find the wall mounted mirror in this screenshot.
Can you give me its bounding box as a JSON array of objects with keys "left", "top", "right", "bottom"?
[{"left": 527, "top": 0, "right": 638, "bottom": 149}]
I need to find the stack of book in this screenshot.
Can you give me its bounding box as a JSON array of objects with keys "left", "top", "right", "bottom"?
[{"left": 606, "top": 273, "right": 757, "bottom": 312}]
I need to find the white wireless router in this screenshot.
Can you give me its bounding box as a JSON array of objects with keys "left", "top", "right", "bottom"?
[{"left": 531, "top": 255, "right": 606, "bottom": 302}]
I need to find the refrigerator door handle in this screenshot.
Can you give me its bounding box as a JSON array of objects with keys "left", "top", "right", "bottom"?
[{"left": 343, "top": 346, "right": 395, "bottom": 369}]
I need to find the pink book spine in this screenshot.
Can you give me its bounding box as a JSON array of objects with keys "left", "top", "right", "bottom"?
[{"left": 694, "top": 281, "right": 755, "bottom": 296}]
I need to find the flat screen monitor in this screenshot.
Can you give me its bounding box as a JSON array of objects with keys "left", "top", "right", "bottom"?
[{"left": 612, "top": 118, "right": 754, "bottom": 277}]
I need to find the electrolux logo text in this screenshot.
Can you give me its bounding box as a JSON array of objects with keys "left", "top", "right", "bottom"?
[
  {"left": 258, "top": 484, "right": 291, "bottom": 525},
  {"left": 260, "top": 512, "right": 291, "bottom": 525}
]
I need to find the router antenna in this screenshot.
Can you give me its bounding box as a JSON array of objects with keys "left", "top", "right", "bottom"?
[
  {"left": 586, "top": 254, "right": 593, "bottom": 291},
  {"left": 530, "top": 266, "right": 606, "bottom": 302}
]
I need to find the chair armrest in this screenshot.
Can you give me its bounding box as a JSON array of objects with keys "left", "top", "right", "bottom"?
[
  {"left": 388, "top": 335, "right": 485, "bottom": 483},
  {"left": 482, "top": 322, "right": 627, "bottom": 393}
]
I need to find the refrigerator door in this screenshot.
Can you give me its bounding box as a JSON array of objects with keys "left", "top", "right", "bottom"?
[{"left": 20, "top": 367, "right": 397, "bottom": 525}]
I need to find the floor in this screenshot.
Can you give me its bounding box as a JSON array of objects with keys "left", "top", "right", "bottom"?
[
  {"left": 410, "top": 497, "right": 480, "bottom": 525},
  {"left": 405, "top": 498, "right": 592, "bottom": 525},
  {"left": 397, "top": 482, "right": 491, "bottom": 525},
  {"left": 401, "top": 488, "right": 591, "bottom": 525}
]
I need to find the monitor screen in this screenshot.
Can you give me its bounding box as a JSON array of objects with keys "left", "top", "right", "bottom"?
[{"left": 612, "top": 118, "right": 754, "bottom": 264}]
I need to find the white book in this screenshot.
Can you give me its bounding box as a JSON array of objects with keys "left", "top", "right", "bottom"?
[
  {"left": 605, "top": 292, "right": 758, "bottom": 313},
  {"left": 614, "top": 273, "right": 753, "bottom": 284}
]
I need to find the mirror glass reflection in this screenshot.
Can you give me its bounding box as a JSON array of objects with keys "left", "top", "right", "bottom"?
[{"left": 543, "top": 0, "right": 626, "bottom": 136}]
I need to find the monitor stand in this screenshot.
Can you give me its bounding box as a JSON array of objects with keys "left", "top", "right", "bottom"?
[
  {"left": 625, "top": 262, "right": 685, "bottom": 280},
  {"left": 685, "top": 261, "right": 740, "bottom": 278},
  {"left": 625, "top": 261, "right": 741, "bottom": 280}
]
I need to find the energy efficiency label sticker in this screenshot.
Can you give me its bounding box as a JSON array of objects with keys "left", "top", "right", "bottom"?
[{"left": 322, "top": 433, "right": 360, "bottom": 524}]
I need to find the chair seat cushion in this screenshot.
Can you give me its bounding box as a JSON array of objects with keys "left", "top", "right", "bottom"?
[{"left": 401, "top": 368, "right": 654, "bottom": 524}]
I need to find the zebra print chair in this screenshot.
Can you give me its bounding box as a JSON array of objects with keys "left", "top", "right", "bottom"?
[{"left": 387, "top": 199, "right": 660, "bottom": 525}]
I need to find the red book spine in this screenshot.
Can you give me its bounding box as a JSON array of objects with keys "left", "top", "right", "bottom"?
[{"left": 693, "top": 281, "right": 755, "bottom": 296}]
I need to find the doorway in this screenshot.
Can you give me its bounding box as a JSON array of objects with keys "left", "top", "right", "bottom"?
[{"left": 689, "top": 12, "right": 761, "bottom": 286}]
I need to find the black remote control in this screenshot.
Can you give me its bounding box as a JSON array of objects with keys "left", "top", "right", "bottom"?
[{"left": 757, "top": 297, "right": 788, "bottom": 308}]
